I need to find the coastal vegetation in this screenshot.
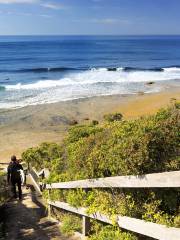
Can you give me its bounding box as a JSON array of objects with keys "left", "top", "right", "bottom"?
[
  {"left": 22, "top": 102, "right": 180, "bottom": 239},
  {"left": 0, "top": 171, "right": 8, "bottom": 239},
  {"left": 0, "top": 172, "right": 8, "bottom": 206}
]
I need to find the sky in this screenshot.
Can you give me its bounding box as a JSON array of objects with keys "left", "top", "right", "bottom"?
[{"left": 0, "top": 0, "right": 180, "bottom": 35}]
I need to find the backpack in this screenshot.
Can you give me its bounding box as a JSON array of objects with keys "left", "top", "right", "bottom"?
[{"left": 10, "top": 163, "right": 21, "bottom": 181}]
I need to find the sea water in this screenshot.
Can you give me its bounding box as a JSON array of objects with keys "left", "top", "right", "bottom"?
[{"left": 0, "top": 35, "right": 180, "bottom": 109}]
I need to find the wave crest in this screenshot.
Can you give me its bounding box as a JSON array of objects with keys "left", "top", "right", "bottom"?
[
  {"left": 4, "top": 66, "right": 180, "bottom": 91},
  {"left": 1, "top": 65, "right": 180, "bottom": 74}
]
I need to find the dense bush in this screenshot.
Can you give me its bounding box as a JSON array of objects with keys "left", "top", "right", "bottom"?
[
  {"left": 0, "top": 172, "right": 8, "bottom": 206},
  {"left": 104, "top": 112, "right": 123, "bottom": 122},
  {"left": 22, "top": 103, "right": 180, "bottom": 238},
  {"left": 61, "top": 103, "right": 179, "bottom": 180},
  {"left": 66, "top": 124, "right": 103, "bottom": 144},
  {"left": 0, "top": 172, "right": 5, "bottom": 186},
  {"left": 60, "top": 213, "right": 81, "bottom": 236},
  {"left": 49, "top": 206, "right": 82, "bottom": 237},
  {"left": 88, "top": 223, "right": 138, "bottom": 240},
  {"left": 22, "top": 142, "right": 63, "bottom": 171}
]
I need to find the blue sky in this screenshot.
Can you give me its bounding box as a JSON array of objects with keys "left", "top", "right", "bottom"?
[{"left": 0, "top": 0, "right": 180, "bottom": 35}]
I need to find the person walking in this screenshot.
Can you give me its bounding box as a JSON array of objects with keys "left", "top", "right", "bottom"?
[{"left": 7, "top": 155, "right": 23, "bottom": 200}]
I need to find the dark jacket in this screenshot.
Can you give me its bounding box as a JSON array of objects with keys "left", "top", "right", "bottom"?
[{"left": 7, "top": 161, "right": 23, "bottom": 183}]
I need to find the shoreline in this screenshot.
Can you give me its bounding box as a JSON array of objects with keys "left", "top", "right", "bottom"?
[{"left": 0, "top": 86, "right": 180, "bottom": 163}]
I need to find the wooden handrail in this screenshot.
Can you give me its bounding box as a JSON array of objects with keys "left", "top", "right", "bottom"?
[
  {"left": 46, "top": 170, "right": 180, "bottom": 189},
  {"left": 43, "top": 169, "right": 180, "bottom": 238},
  {"left": 48, "top": 200, "right": 180, "bottom": 240}
]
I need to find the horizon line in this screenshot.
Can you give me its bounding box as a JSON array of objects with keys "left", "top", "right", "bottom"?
[{"left": 0, "top": 34, "right": 180, "bottom": 37}]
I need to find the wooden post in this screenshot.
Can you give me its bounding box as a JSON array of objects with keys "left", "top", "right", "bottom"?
[{"left": 82, "top": 216, "right": 91, "bottom": 236}]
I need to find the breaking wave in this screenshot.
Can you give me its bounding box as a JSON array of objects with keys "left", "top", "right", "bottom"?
[
  {"left": 1, "top": 65, "right": 180, "bottom": 74},
  {"left": 0, "top": 65, "right": 179, "bottom": 109},
  {"left": 3, "top": 66, "right": 180, "bottom": 91}
]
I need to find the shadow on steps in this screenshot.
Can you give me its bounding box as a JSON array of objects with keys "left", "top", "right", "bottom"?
[{"left": 3, "top": 184, "right": 63, "bottom": 240}]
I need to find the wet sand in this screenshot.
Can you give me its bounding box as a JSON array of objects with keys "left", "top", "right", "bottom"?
[{"left": 0, "top": 87, "right": 180, "bottom": 163}]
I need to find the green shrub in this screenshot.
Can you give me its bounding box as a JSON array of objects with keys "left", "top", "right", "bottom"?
[
  {"left": 0, "top": 172, "right": 6, "bottom": 185},
  {"left": 63, "top": 104, "right": 179, "bottom": 180},
  {"left": 22, "top": 142, "right": 63, "bottom": 171},
  {"left": 174, "top": 215, "right": 180, "bottom": 228},
  {"left": 66, "top": 124, "right": 103, "bottom": 144},
  {"left": 60, "top": 213, "right": 81, "bottom": 236},
  {"left": 22, "top": 103, "right": 180, "bottom": 237},
  {"left": 88, "top": 224, "right": 137, "bottom": 240},
  {"left": 91, "top": 120, "right": 99, "bottom": 126},
  {"left": 104, "top": 112, "right": 123, "bottom": 122},
  {"left": 0, "top": 172, "right": 8, "bottom": 206}
]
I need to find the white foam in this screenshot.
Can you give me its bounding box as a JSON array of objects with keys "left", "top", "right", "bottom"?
[
  {"left": 4, "top": 68, "right": 180, "bottom": 91},
  {"left": 1, "top": 68, "right": 180, "bottom": 109},
  {"left": 117, "top": 67, "right": 124, "bottom": 71},
  {"left": 163, "top": 67, "right": 180, "bottom": 72},
  {"left": 90, "top": 67, "right": 108, "bottom": 72},
  {"left": 4, "top": 67, "right": 180, "bottom": 91},
  {"left": 5, "top": 78, "right": 74, "bottom": 90}
]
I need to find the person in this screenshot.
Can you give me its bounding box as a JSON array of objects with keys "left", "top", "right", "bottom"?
[{"left": 7, "top": 155, "right": 23, "bottom": 200}]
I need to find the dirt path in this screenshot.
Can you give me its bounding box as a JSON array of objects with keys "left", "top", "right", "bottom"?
[{"left": 3, "top": 181, "right": 80, "bottom": 240}]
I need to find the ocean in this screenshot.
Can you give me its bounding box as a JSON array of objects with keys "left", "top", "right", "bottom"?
[{"left": 0, "top": 35, "right": 180, "bottom": 109}]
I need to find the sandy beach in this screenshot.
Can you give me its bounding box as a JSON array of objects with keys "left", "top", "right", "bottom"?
[{"left": 0, "top": 86, "right": 179, "bottom": 163}]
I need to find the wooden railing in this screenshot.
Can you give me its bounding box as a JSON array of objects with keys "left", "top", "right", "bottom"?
[
  {"left": 28, "top": 166, "right": 42, "bottom": 194},
  {"left": 46, "top": 170, "right": 180, "bottom": 189},
  {"left": 44, "top": 170, "right": 180, "bottom": 240}
]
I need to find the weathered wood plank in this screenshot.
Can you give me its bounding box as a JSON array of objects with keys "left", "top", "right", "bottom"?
[
  {"left": 29, "top": 167, "right": 39, "bottom": 183},
  {"left": 28, "top": 173, "right": 42, "bottom": 194},
  {"left": 48, "top": 200, "right": 112, "bottom": 224},
  {"left": 117, "top": 216, "right": 180, "bottom": 240},
  {"left": 48, "top": 200, "right": 180, "bottom": 240},
  {"left": 46, "top": 170, "right": 180, "bottom": 189}
]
